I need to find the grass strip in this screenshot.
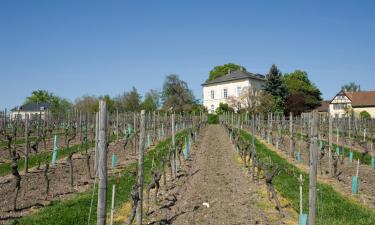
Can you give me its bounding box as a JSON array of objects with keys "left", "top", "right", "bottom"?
[{"left": 240, "top": 130, "right": 375, "bottom": 225}]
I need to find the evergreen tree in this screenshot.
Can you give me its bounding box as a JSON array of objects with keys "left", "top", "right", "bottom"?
[{"left": 262, "top": 64, "right": 288, "bottom": 112}]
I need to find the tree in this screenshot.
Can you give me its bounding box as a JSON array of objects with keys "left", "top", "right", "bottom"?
[
  {"left": 75, "top": 95, "right": 99, "bottom": 113},
  {"left": 25, "top": 90, "right": 72, "bottom": 115},
  {"left": 141, "top": 89, "right": 160, "bottom": 112},
  {"left": 360, "top": 111, "right": 371, "bottom": 120},
  {"left": 208, "top": 63, "right": 245, "bottom": 81},
  {"left": 240, "top": 86, "right": 260, "bottom": 113},
  {"left": 341, "top": 82, "right": 361, "bottom": 92},
  {"left": 263, "top": 65, "right": 288, "bottom": 113},
  {"left": 98, "top": 95, "right": 115, "bottom": 113},
  {"left": 115, "top": 87, "right": 142, "bottom": 112},
  {"left": 215, "top": 103, "right": 234, "bottom": 115},
  {"left": 283, "top": 70, "right": 322, "bottom": 115},
  {"left": 257, "top": 92, "right": 277, "bottom": 114},
  {"left": 25, "top": 90, "right": 53, "bottom": 103},
  {"left": 162, "top": 74, "right": 196, "bottom": 113}
]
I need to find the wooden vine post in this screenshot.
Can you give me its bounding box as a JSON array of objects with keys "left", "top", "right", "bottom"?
[
  {"left": 308, "top": 110, "right": 319, "bottom": 225},
  {"left": 94, "top": 112, "right": 99, "bottom": 175},
  {"left": 172, "top": 112, "right": 177, "bottom": 178},
  {"left": 97, "top": 100, "right": 108, "bottom": 225},
  {"left": 328, "top": 115, "right": 333, "bottom": 176},
  {"left": 137, "top": 110, "right": 146, "bottom": 225},
  {"left": 289, "top": 112, "right": 294, "bottom": 158},
  {"left": 24, "top": 114, "right": 29, "bottom": 173}
]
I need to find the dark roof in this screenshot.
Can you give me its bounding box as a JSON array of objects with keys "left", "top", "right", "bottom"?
[
  {"left": 202, "top": 70, "right": 266, "bottom": 86},
  {"left": 315, "top": 101, "right": 329, "bottom": 112},
  {"left": 330, "top": 91, "right": 375, "bottom": 107},
  {"left": 11, "top": 102, "right": 51, "bottom": 112}
]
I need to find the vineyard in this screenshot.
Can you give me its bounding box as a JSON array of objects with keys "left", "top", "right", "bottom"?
[
  {"left": 1, "top": 103, "right": 375, "bottom": 225},
  {"left": 0, "top": 101, "right": 206, "bottom": 224}
]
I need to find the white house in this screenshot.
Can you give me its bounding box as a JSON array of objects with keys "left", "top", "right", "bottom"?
[
  {"left": 329, "top": 91, "right": 375, "bottom": 118},
  {"left": 10, "top": 102, "right": 51, "bottom": 120},
  {"left": 202, "top": 69, "right": 266, "bottom": 113}
]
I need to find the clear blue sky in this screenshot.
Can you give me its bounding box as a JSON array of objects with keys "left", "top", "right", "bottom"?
[{"left": 1, "top": 0, "right": 374, "bottom": 110}]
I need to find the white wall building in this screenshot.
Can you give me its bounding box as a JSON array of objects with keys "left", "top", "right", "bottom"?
[
  {"left": 329, "top": 91, "right": 375, "bottom": 118},
  {"left": 10, "top": 102, "right": 50, "bottom": 120},
  {"left": 202, "top": 69, "right": 266, "bottom": 113}
]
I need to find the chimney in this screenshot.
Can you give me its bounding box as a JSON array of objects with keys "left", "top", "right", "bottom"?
[{"left": 228, "top": 69, "right": 231, "bottom": 75}]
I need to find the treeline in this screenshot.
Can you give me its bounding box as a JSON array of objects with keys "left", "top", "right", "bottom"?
[
  {"left": 210, "top": 63, "right": 323, "bottom": 116},
  {"left": 23, "top": 74, "right": 206, "bottom": 116}
]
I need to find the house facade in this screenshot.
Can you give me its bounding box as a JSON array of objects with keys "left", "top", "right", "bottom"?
[
  {"left": 202, "top": 69, "right": 266, "bottom": 113},
  {"left": 10, "top": 102, "right": 51, "bottom": 120},
  {"left": 329, "top": 91, "right": 375, "bottom": 118}
]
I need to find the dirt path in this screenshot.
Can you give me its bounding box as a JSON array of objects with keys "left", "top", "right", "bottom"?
[{"left": 147, "top": 125, "right": 292, "bottom": 225}]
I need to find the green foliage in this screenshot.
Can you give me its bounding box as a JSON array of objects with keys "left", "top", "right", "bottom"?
[
  {"left": 360, "top": 110, "right": 371, "bottom": 120},
  {"left": 0, "top": 140, "right": 95, "bottom": 176},
  {"left": 141, "top": 89, "right": 160, "bottom": 112},
  {"left": 263, "top": 65, "right": 288, "bottom": 112},
  {"left": 341, "top": 82, "right": 361, "bottom": 92},
  {"left": 283, "top": 70, "right": 322, "bottom": 115},
  {"left": 25, "top": 90, "right": 73, "bottom": 115},
  {"left": 74, "top": 95, "right": 99, "bottom": 113},
  {"left": 215, "top": 103, "right": 234, "bottom": 115},
  {"left": 207, "top": 114, "right": 219, "bottom": 124},
  {"left": 25, "top": 90, "right": 53, "bottom": 104},
  {"left": 191, "top": 103, "right": 207, "bottom": 114},
  {"left": 98, "top": 95, "right": 115, "bottom": 113},
  {"left": 208, "top": 63, "right": 245, "bottom": 81},
  {"left": 115, "top": 86, "right": 142, "bottom": 112},
  {"left": 162, "top": 74, "right": 196, "bottom": 113},
  {"left": 240, "top": 131, "right": 375, "bottom": 225}
]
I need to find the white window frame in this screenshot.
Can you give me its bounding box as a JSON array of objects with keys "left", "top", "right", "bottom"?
[
  {"left": 211, "top": 90, "right": 215, "bottom": 99},
  {"left": 223, "top": 88, "right": 228, "bottom": 99},
  {"left": 236, "top": 86, "right": 241, "bottom": 97}
]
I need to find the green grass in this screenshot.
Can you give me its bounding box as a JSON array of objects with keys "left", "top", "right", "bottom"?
[
  {"left": 0, "top": 137, "right": 38, "bottom": 148},
  {"left": 0, "top": 141, "right": 95, "bottom": 177},
  {"left": 240, "top": 130, "right": 375, "bottom": 225},
  {"left": 293, "top": 132, "right": 373, "bottom": 166},
  {"left": 207, "top": 114, "right": 219, "bottom": 124},
  {"left": 0, "top": 135, "right": 117, "bottom": 177},
  {"left": 12, "top": 130, "right": 189, "bottom": 225}
]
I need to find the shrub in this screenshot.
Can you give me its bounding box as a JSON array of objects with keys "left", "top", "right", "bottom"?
[
  {"left": 207, "top": 114, "right": 219, "bottom": 124},
  {"left": 360, "top": 110, "right": 371, "bottom": 120}
]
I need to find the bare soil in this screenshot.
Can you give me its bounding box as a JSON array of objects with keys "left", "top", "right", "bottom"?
[
  {"left": 254, "top": 127, "right": 375, "bottom": 212},
  {"left": 0, "top": 137, "right": 137, "bottom": 224},
  {"left": 146, "top": 125, "right": 294, "bottom": 225}
]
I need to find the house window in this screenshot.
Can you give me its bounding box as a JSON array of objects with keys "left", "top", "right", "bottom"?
[
  {"left": 223, "top": 88, "right": 228, "bottom": 98},
  {"left": 236, "top": 87, "right": 241, "bottom": 97},
  {"left": 211, "top": 104, "right": 215, "bottom": 113},
  {"left": 211, "top": 90, "right": 215, "bottom": 99}
]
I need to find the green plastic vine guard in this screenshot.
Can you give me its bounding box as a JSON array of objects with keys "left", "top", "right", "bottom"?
[
  {"left": 299, "top": 214, "right": 307, "bottom": 225},
  {"left": 296, "top": 152, "right": 302, "bottom": 162},
  {"left": 319, "top": 140, "right": 324, "bottom": 151},
  {"left": 349, "top": 151, "right": 353, "bottom": 162},
  {"left": 371, "top": 157, "right": 375, "bottom": 169},
  {"left": 51, "top": 135, "right": 58, "bottom": 165},
  {"left": 336, "top": 146, "right": 340, "bottom": 155},
  {"left": 352, "top": 176, "right": 358, "bottom": 194},
  {"left": 147, "top": 132, "right": 150, "bottom": 148},
  {"left": 111, "top": 154, "right": 117, "bottom": 168}
]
